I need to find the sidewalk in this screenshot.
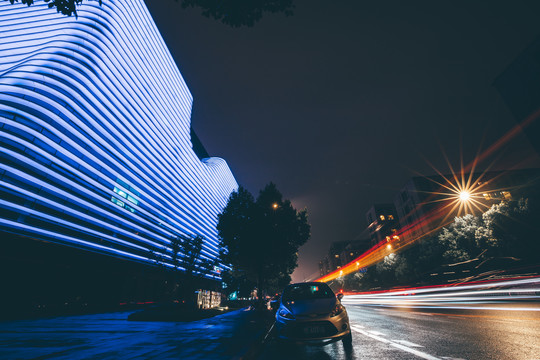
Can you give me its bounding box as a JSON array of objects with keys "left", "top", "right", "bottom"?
[{"left": 0, "top": 308, "right": 274, "bottom": 359}]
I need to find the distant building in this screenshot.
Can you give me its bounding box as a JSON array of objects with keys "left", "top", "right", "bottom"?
[
  {"left": 342, "top": 239, "right": 372, "bottom": 264},
  {"left": 319, "top": 239, "right": 371, "bottom": 276},
  {"left": 319, "top": 257, "right": 330, "bottom": 277},
  {"left": 366, "top": 204, "right": 399, "bottom": 247}
]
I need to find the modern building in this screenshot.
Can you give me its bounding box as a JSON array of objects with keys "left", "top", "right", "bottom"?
[
  {"left": 366, "top": 204, "right": 399, "bottom": 247},
  {"left": 0, "top": 0, "right": 238, "bottom": 309}
]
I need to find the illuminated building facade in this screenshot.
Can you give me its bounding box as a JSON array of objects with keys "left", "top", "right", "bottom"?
[
  {"left": 366, "top": 204, "right": 399, "bottom": 247},
  {"left": 0, "top": 0, "right": 238, "bottom": 305}
]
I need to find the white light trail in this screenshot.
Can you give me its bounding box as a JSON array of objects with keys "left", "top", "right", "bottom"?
[{"left": 342, "top": 277, "right": 540, "bottom": 311}]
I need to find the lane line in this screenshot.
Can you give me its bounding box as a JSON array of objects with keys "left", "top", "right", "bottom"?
[
  {"left": 368, "top": 330, "right": 386, "bottom": 336},
  {"left": 393, "top": 340, "right": 424, "bottom": 348},
  {"left": 351, "top": 325, "right": 441, "bottom": 360}
]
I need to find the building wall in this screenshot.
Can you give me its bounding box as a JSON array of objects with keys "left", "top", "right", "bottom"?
[
  {"left": 366, "top": 204, "right": 399, "bottom": 247},
  {"left": 0, "top": 0, "right": 238, "bottom": 280}
]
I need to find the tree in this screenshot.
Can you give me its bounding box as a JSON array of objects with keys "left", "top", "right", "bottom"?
[
  {"left": 180, "top": 0, "right": 294, "bottom": 27},
  {"left": 218, "top": 183, "right": 310, "bottom": 298},
  {"left": 476, "top": 197, "right": 538, "bottom": 262},
  {"left": 438, "top": 214, "right": 481, "bottom": 263},
  {"left": 169, "top": 234, "right": 216, "bottom": 306},
  {"left": 6, "top": 0, "right": 294, "bottom": 26}
]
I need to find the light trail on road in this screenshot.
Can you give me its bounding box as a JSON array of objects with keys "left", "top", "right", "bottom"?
[{"left": 342, "top": 276, "right": 540, "bottom": 311}]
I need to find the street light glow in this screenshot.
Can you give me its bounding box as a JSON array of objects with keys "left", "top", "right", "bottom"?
[{"left": 459, "top": 191, "right": 470, "bottom": 201}]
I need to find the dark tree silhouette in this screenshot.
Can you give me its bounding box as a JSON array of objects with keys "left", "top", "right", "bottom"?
[
  {"left": 218, "top": 183, "right": 310, "bottom": 298},
  {"left": 169, "top": 234, "right": 217, "bottom": 306},
  {"left": 6, "top": 0, "right": 294, "bottom": 26},
  {"left": 180, "top": 0, "right": 294, "bottom": 27}
]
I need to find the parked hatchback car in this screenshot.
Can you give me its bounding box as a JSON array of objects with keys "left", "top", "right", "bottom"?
[{"left": 275, "top": 282, "right": 352, "bottom": 345}]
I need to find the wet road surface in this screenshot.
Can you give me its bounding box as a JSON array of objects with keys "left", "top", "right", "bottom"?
[
  {"left": 0, "top": 308, "right": 265, "bottom": 360},
  {"left": 257, "top": 302, "right": 540, "bottom": 360}
]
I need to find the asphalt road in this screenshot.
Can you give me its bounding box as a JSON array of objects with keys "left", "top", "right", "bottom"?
[{"left": 257, "top": 302, "right": 540, "bottom": 360}]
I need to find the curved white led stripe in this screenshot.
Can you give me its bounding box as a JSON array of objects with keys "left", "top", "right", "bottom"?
[
  {"left": 0, "top": 94, "right": 226, "bottom": 255},
  {"left": 0, "top": 0, "right": 238, "bottom": 277},
  {"left": 0, "top": 99, "right": 224, "bottom": 251},
  {"left": 0, "top": 118, "right": 200, "bottom": 243}
]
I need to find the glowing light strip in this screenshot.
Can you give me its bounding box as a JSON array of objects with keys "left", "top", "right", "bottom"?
[
  {"left": 342, "top": 277, "right": 540, "bottom": 310},
  {"left": 0, "top": 0, "right": 238, "bottom": 277}
]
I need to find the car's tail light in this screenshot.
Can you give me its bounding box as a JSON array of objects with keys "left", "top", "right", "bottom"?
[{"left": 330, "top": 303, "right": 345, "bottom": 317}]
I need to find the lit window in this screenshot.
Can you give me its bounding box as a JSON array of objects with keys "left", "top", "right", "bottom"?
[
  {"left": 502, "top": 191, "right": 512, "bottom": 200},
  {"left": 388, "top": 215, "right": 394, "bottom": 220},
  {"left": 125, "top": 205, "right": 136, "bottom": 213},
  {"left": 350, "top": 252, "right": 354, "bottom": 256},
  {"left": 380, "top": 215, "right": 385, "bottom": 221},
  {"left": 335, "top": 254, "right": 339, "bottom": 258},
  {"left": 127, "top": 194, "right": 139, "bottom": 205},
  {"left": 111, "top": 180, "right": 139, "bottom": 213},
  {"left": 114, "top": 187, "right": 127, "bottom": 198},
  {"left": 111, "top": 197, "right": 125, "bottom": 207}
]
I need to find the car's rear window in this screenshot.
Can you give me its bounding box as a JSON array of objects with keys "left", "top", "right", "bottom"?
[{"left": 282, "top": 283, "right": 335, "bottom": 301}]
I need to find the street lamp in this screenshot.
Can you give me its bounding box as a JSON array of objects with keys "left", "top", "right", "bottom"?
[
  {"left": 272, "top": 203, "right": 278, "bottom": 210},
  {"left": 459, "top": 191, "right": 470, "bottom": 202}
]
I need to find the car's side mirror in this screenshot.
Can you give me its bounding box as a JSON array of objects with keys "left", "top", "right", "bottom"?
[{"left": 337, "top": 293, "right": 344, "bottom": 301}]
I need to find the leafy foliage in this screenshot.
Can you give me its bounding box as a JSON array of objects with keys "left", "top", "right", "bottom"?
[
  {"left": 218, "top": 183, "right": 310, "bottom": 297},
  {"left": 180, "top": 0, "right": 294, "bottom": 27},
  {"left": 438, "top": 214, "right": 481, "bottom": 262},
  {"left": 8, "top": 0, "right": 100, "bottom": 17},
  {"left": 169, "top": 234, "right": 216, "bottom": 305},
  {"left": 6, "top": 0, "right": 293, "bottom": 26}
]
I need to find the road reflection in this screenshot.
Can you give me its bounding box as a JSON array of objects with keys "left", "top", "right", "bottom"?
[{"left": 261, "top": 339, "right": 355, "bottom": 360}]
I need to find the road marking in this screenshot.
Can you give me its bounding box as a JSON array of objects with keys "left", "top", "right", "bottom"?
[
  {"left": 368, "top": 330, "right": 386, "bottom": 336},
  {"left": 427, "top": 312, "right": 540, "bottom": 322},
  {"left": 351, "top": 325, "right": 441, "bottom": 360},
  {"left": 392, "top": 340, "right": 424, "bottom": 348}
]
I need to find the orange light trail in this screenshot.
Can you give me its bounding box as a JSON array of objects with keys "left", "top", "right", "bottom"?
[{"left": 317, "top": 201, "right": 454, "bottom": 283}]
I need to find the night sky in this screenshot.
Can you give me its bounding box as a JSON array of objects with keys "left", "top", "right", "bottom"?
[{"left": 144, "top": 0, "right": 540, "bottom": 282}]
